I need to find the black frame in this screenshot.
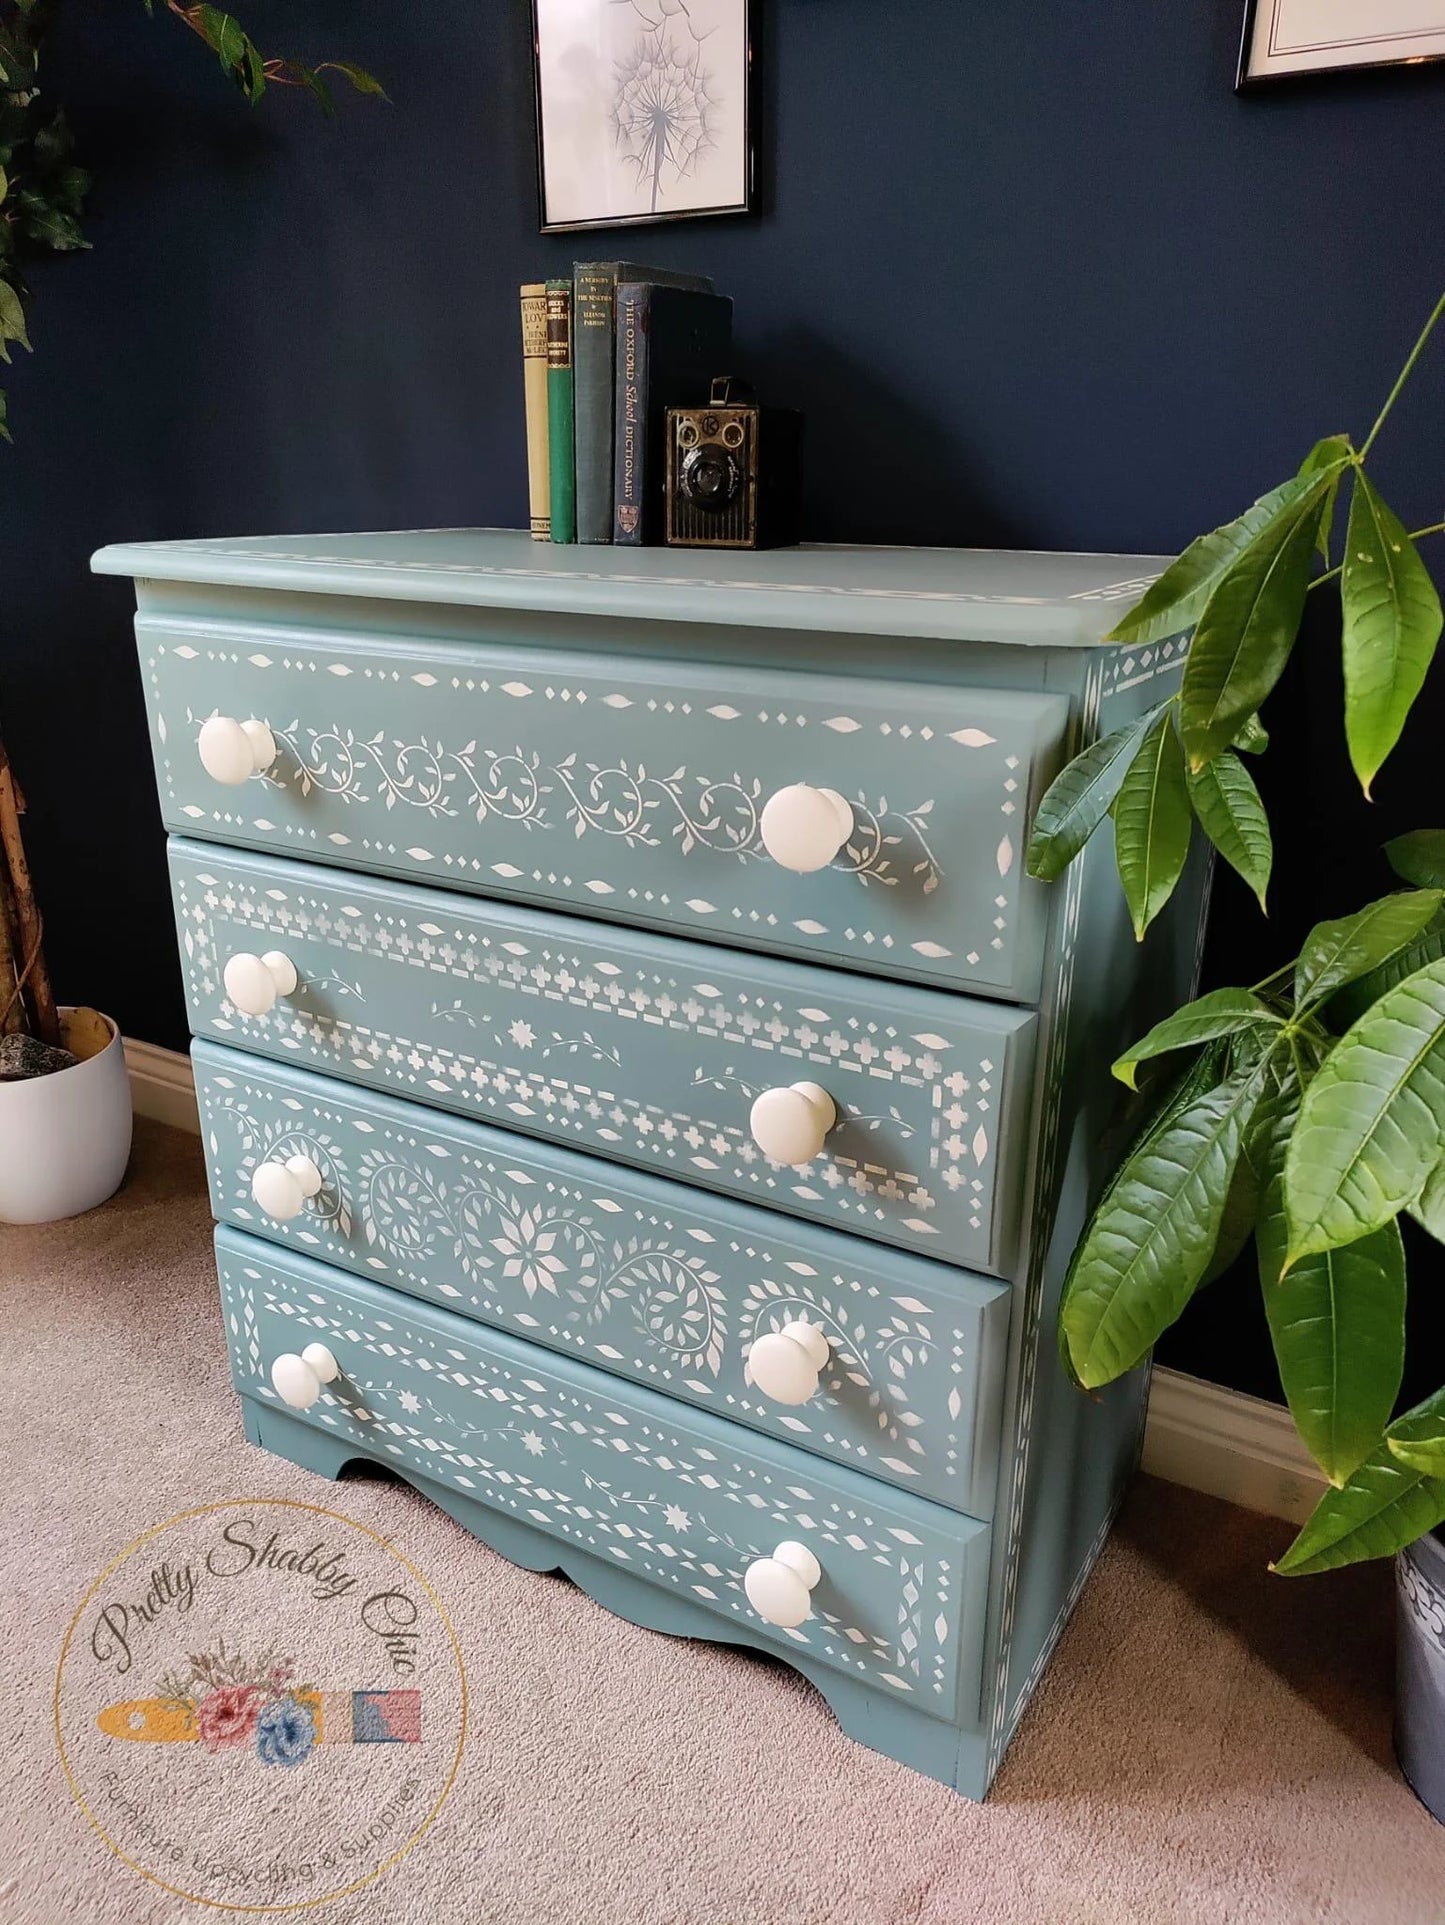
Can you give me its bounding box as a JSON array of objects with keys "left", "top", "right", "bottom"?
[
  {"left": 1238, "top": 0, "right": 1445, "bottom": 88},
  {"left": 532, "top": 0, "right": 756, "bottom": 233}
]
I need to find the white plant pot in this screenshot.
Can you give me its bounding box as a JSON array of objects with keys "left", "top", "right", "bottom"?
[{"left": 0, "top": 1008, "right": 133, "bottom": 1224}]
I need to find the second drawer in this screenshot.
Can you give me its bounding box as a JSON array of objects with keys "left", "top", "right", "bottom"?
[
  {"left": 171, "top": 840, "right": 1038, "bottom": 1271},
  {"left": 195, "top": 1042, "right": 1010, "bottom": 1516}
]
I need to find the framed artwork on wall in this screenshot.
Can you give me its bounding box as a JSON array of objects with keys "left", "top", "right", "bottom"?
[
  {"left": 1239, "top": 0, "right": 1445, "bottom": 84},
  {"left": 532, "top": 0, "right": 754, "bottom": 232}
]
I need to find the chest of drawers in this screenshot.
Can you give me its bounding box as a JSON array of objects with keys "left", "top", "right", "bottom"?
[{"left": 94, "top": 532, "right": 1207, "bottom": 1799}]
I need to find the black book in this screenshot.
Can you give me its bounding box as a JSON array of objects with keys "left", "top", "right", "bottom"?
[
  {"left": 613, "top": 285, "right": 734, "bottom": 545},
  {"left": 573, "top": 261, "right": 713, "bottom": 544}
]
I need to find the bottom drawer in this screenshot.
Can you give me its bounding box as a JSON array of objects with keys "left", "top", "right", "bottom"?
[{"left": 217, "top": 1227, "right": 991, "bottom": 1724}]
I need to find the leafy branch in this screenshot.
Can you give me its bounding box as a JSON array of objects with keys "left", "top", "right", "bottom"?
[
  {"left": 146, "top": 2, "right": 387, "bottom": 114},
  {"left": 0, "top": 0, "right": 385, "bottom": 439},
  {"left": 1058, "top": 831, "right": 1445, "bottom": 1575},
  {"left": 1026, "top": 292, "right": 1445, "bottom": 936}
]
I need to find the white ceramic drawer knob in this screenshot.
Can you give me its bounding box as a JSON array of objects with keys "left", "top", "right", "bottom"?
[
  {"left": 251, "top": 1153, "right": 323, "bottom": 1222},
  {"left": 759, "top": 784, "right": 853, "bottom": 873},
  {"left": 198, "top": 715, "right": 277, "bottom": 786},
  {"left": 749, "top": 1320, "right": 830, "bottom": 1405},
  {"left": 270, "top": 1342, "right": 340, "bottom": 1411},
  {"left": 744, "top": 1541, "right": 822, "bottom": 1629},
  {"left": 223, "top": 950, "right": 298, "bottom": 1017},
  {"left": 749, "top": 1081, "right": 837, "bottom": 1166}
]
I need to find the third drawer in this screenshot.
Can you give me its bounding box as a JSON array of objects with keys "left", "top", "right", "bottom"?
[{"left": 195, "top": 1041, "right": 1011, "bottom": 1517}]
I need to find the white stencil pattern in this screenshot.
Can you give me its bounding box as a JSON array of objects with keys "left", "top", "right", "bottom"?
[
  {"left": 174, "top": 856, "right": 1019, "bottom": 1266},
  {"left": 221, "top": 1255, "right": 968, "bottom": 1705},
  {"left": 200, "top": 1066, "right": 998, "bottom": 1496}
]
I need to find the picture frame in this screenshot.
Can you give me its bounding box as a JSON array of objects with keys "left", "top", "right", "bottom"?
[
  {"left": 1238, "top": 0, "right": 1445, "bottom": 86},
  {"left": 532, "top": 0, "right": 755, "bottom": 233}
]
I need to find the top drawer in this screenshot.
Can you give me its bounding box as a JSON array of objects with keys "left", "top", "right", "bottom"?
[{"left": 136, "top": 615, "right": 1068, "bottom": 999}]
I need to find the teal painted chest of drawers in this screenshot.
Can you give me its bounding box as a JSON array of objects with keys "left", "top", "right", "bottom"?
[{"left": 93, "top": 531, "right": 1207, "bottom": 1798}]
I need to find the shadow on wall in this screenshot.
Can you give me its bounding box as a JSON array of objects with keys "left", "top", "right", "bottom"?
[{"left": 743, "top": 332, "right": 1024, "bottom": 549}]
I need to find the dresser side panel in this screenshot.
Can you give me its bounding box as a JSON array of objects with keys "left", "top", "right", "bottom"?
[{"left": 977, "top": 637, "right": 1208, "bottom": 1780}]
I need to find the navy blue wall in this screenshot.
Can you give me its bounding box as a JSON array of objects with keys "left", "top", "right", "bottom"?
[{"left": 6, "top": 1, "right": 1444, "bottom": 1395}]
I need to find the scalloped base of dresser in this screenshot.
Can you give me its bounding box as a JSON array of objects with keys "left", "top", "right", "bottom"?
[{"left": 239, "top": 1393, "right": 994, "bottom": 1797}]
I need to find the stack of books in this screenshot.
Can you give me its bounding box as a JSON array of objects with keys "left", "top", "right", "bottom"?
[{"left": 520, "top": 264, "right": 733, "bottom": 547}]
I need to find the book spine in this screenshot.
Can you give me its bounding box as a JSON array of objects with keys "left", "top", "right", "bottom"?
[
  {"left": 573, "top": 265, "right": 617, "bottom": 544},
  {"left": 519, "top": 284, "right": 551, "bottom": 542},
  {"left": 612, "top": 285, "right": 651, "bottom": 545},
  {"left": 545, "top": 280, "right": 575, "bottom": 546}
]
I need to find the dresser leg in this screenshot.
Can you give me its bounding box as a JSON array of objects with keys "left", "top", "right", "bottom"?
[{"left": 239, "top": 1395, "right": 364, "bottom": 1482}]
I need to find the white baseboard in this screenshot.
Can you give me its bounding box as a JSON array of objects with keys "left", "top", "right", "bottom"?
[
  {"left": 125, "top": 1037, "right": 200, "bottom": 1135},
  {"left": 1142, "top": 1366, "right": 1322, "bottom": 1524},
  {"left": 122, "top": 1042, "right": 1321, "bottom": 1526}
]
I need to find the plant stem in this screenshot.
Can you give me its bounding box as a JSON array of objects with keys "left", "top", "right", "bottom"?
[
  {"left": 1309, "top": 516, "right": 1445, "bottom": 594},
  {"left": 1251, "top": 959, "right": 1296, "bottom": 997},
  {"left": 1360, "top": 288, "right": 1445, "bottom": 460},
  {"left": 0, "top": 732, "right": 58, "bottom": 1044}
]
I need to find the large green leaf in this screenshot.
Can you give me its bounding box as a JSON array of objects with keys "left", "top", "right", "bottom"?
[
  {"left": 1387, "top": 830, "right": 1445, "bottom": 890},
  {"left": 1293, "top": 888, "right": 1442, "bottom": 1012},
  {"left": 1186, "top": 750, "right": 1272, "bottom": 910},
  {"left": 1104, "top": 468, "right": 1345, "bottom": 649},
  {"left": 1259, "top": 1180, "right": 1404, "bottom": 1487},
  {"left": 325, "top": 60, "right": 389, "bottom": 99},
  {"left": 1060, "top": 1057, "right": 1269, "bottom": 1388},
  {"left": 1179, "top": 475, "right": 1332, "bottom": 771},
  {"left": 1276, "top": 1387, "right": 1445, "bottom": 1574},
  {"left": 1111, "top": 709, "right": 1193, "bottom": 941},
  {"left": 194, "top": 5, "right": 250, "bottom": 74},
  {"left": 1112, "top": 986, "right": 1279, "bottom": 1091},
  {"left": 1025, "top": 706, "right": 1161, "bottom": 883},
  {"left": 1204, "top": 1046, "right": 1307, "bottom": 1287},
  {"left": 1409, "top": 1157, "right": 1445, "bottom": 1245},
  {"left": 1232, "top": 712, "right": 1270, "bottom": 755},
  {"left": 1342, "top": 472, "right": 1443, "bottom": 798},
  {"left": 0, "top": 278, "right": 28, "bottom": 358},
  {"left": 1328, "top": 908, "right": 1445, "bottom": 1030},
  {"left": 1387, "top": 1395, "right": 1445, "bottom": 1477},
  {"left": 1299, "top": 434, "right": 1353, "bottom": 563},
  {"left": 1284, "top": 955, "right": 1445, "bottom": 1261}
]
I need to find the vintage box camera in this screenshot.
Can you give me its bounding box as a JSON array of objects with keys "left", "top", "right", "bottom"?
[{"left": 664, "top": 378, "right": 803, "bottom": 550}]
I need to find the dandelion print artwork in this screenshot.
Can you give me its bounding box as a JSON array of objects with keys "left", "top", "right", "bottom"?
[{"left": 534, "top": 0, "right": 753, "bottom": 230}]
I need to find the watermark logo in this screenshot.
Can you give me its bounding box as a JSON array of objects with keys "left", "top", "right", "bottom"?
[{"left": 55, "top": 1499, "right": 467, "bottom": 1911}]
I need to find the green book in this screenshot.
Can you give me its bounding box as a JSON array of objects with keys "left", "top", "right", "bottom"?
[
  {"left": 573, "top": 262, "right": 714, "bottom": 544},
  {"left": 545, "top": 278, "right": 576, "bottom": 545}
]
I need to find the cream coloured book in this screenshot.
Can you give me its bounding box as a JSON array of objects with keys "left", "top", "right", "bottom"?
[{"left": 519, "top": 283, "right": 550, "bottom": 540}]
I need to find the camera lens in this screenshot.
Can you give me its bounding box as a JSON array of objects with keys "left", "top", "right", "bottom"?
[
  {"left": 680, "top": 445, "right": 741, "bottom": 511},
  {"left": 721, "top": 422, "right": 745, "bottom": 449},
  {"left": 676, "top": 419, "right": 699, "bottom": 449}
]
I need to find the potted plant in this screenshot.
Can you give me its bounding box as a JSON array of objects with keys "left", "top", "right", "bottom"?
[
  {"left": 1026, "top": 290, "right": 1445, "bottom": 1814},
  {"left": 0, "top": 8, "right": 381, "bottom": 1218},
  {"left": 0, "top": 725, "right": 133, "bottom": 1222}
]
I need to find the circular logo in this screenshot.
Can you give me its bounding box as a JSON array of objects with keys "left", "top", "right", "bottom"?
[{"left": 54, "top": 1498, "right": 467, "bottom": 1912}]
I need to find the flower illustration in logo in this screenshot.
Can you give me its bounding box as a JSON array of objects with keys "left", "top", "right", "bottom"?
[
  {"left": 195, "top": 1685, "right": 262, "bottom": 1753},
  {"left": 255, "top": 1694, "right": 316, "bottom": 1768}
]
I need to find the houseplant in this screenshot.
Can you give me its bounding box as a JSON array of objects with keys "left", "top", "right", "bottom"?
[
  {"left": 0, "top": 3, "right": 381, "bottom": 1217},
  {"left": 0, "top": 722, "right": 134, "bottom": 1222},
  {"left": 1, "top": 0, "right": 384, "bottom": 436},
  {"left": 1025, "top": 287, "right": 1445, "bottom": 1811}
]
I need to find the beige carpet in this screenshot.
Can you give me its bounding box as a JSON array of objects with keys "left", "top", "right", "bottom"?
[{"left": 5, "top": 1118, "right": 1445, "bottom": 1925}]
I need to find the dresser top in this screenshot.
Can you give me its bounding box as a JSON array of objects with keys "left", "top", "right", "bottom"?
[{"left": 92, "top": 528, "right": 1170, "bottom": 648}]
